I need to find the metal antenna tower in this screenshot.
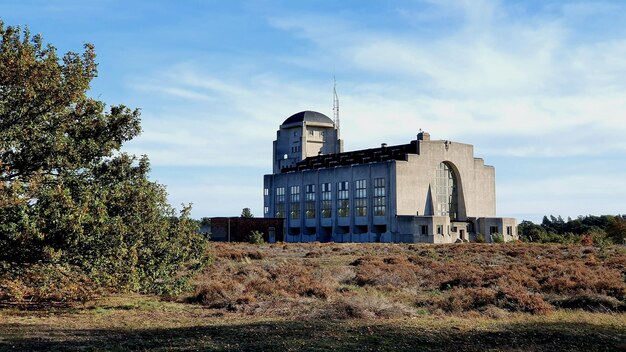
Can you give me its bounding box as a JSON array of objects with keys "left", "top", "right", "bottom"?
[{"left": 333, "top": 76, "right": 340, "bottom": 138}]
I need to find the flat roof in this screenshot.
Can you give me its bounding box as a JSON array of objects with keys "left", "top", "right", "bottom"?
[{"left": 281, "top": 140, "right": 419, "bottom": 173}]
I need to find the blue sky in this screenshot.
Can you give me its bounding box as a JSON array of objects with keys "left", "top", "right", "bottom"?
[{"left": 3, "top": 0, "right": 626, "bottom": 223}]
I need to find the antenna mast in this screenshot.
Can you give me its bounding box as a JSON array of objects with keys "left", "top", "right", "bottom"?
[{"left": 333, "top": 76, "right": 340, "bottom": 138}]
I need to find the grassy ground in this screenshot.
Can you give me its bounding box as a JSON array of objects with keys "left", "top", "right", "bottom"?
[{"left": 1, "top": 242, "right": 626, "bottom": 351}]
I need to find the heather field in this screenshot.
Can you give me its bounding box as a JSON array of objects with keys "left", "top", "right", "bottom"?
[{"left": 2, "top": 242, "right": 626, "bottom": 351}]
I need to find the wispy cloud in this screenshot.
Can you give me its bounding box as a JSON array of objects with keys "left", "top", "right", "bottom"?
[
  {"left": 125, "top": 63, "right": 336, "bottom": 168},
  {"left": 113, "top": 0, "right": 626, "bottom": 218},
  {"left": 265, "top": 1, "right": 626, "bottom": 158}
]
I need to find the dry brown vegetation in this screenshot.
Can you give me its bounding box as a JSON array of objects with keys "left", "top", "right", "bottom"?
[
  {"left": 0, "top": 263, "right": 100, "bottom": 308},
  {"left": 189, "top": 242, "right": 626, "bottom": 318},
  {"left": 2, "top": 242, "right": 626, "bottom": 351}
]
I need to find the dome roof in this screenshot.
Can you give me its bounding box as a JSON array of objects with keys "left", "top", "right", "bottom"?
[{"left": 282, "top": 111, "right": 334, "bottom": 125}]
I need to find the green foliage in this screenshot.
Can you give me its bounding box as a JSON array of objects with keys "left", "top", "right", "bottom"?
[
  {"left": 199, "top": 217, "right": 212, "bottom": 227},
  {"left": 240, "top": 207, "right": 254, "bottom": 218},
  {"left": 518, "top": 220, "right": 545, "bottom": 242},
  {"left": 247, "top": 230, "right": 265, "bottom": 245},
  {"left": 0, "top": 21, "right": 209, "bottom": 297},
  {"left": 606, "top": 217, "right": 626, "bottom": 244},
  {"left": 519, "top": 215, "right": 626, "bottom": 245},
  {"left": 491, "top": 233, "right": 504, "bottom": 244},
  {"left": 475, "top": 233, "right": 485, "bottom": 243}
]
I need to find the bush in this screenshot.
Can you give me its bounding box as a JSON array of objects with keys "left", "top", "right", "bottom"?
[
  {"left": 580, "top": 234, "right": 594, "bottom": 246},
  {"left": 498, "top": 283, "right": 553, "bottom": 314},
  {"left": 0, "top": 262, "right": 99, "bottom": 307},
  {"left": 547, "top": 293, "right": 624, "bottom": 312},
  {"left": 491, "top": 233, "right": 504, "bottom": 243},
  {"left": 476, "top": 233, "right": 485, "bottom": 243},
  {"left": 248, "top": 230, "right": 265, "bottom": 245},
  {"left": 441, "top": 287, "right": 498, "bottom": 312},
  {"left": 315, "top": 295, "right": 415, "bottom": 319}
]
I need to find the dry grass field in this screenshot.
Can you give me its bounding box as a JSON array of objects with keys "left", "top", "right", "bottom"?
[{"left": 1, "top": 242, "right": 626, "bottom": 351}]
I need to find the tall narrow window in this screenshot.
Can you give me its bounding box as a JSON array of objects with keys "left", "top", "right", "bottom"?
[
  {"left": 275, "top": 187, "right": 285, "bottom": 218},
  {"left": 337, "top": 181, "right": 349, "bottom": 217},
  {"left": 305, "top": 184, "right": 315, "bottom": 219},
  {"left": 321, "top": 183, "right": 332, "bottom": 218},
  {"left": 290, "top": 185, "right": 300, "bottom": 219},
  {"left": 355, "top": 179, "right": 367, "bottom": 217},
  {"left": 373, "top": 177, "right": 385, "bottom": 216},
  {"left": 435, "top": 162, "right": 458, "bottom": 219}
]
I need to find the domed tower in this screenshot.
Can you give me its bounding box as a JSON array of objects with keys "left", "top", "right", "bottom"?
[{"left": 272, "top": 110, "right": 343, "bottom": 173}]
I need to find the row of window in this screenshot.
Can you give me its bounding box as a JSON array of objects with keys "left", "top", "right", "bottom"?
[
  {"left": 491, "top": 226, "right": 514, "bottom": 235},
  {"left": 295, "top": 130, "right": 328, "bottom": 137},
  {"left": 416, "top": 225, "right": 513, "bottom": 236},
  {"left": 308, "top": 129, "right": 326, "bottom": 137},
  {"left": 268, "top": 178, "right": 386, "bottom": 219}
]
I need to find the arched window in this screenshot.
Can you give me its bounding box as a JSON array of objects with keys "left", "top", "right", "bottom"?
[{"left": 435, "top": 162, "right": 458, "bottom": 219}]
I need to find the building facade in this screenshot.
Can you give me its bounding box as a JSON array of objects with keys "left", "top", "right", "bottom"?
[{"left": 263, "top": 111, "right": 517, "bottom": 243}]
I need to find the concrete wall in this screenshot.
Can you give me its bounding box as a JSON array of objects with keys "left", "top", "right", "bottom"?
[
  {"left": 474, "top": 217, "right": 518, "bottom": 242},
  {"left": 273, "top": 121, "right": 341, "bottom": 174},
  {"left": 394, "top": 139, "right": 495, "bottom": 220}
]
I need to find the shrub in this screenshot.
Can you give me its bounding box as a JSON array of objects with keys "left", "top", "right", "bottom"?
[
  {"left": 248, "top": 230, "right": 265, "bottom": 245},
  {"left": 491, "top": 233, "right": 504, "bottom": 243},
  {"left": 476, "top": 233, "right": 485, "bottom": 243},
  {"left": 547, "top": 293, "right": 624, "bottom": 312},
  {"left": 531, "top": 260, "right": 625, "bottom": 299},
  {"left": 0, "top": 263, "right": 99, "bottom": 307},
  {"left": 441, "top": 287, "right": 498, "bottom": 312},
  {"left": 315, "top": 295, "right": 415, "bottom": 319},
  {"left": 580, "top": 234, "right": 594, "bottom": 246},
  {"left": 188, "top": 279, "right": 245, "bottom": 309},
  {"left": 498, "top": 283, "right": 553, "bottom": 314},
  {"left": 304, "top": 251, "right": 322, "bottom": 258},
  {"left": 351, "top": 255, "right": 421, "bottom": 289}
]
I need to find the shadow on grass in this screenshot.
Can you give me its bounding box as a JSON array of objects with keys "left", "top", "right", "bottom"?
[{"left": 1, "top": 319, "right": 625, "bottom": 352}]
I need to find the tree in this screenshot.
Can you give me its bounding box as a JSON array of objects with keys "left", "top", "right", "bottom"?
[
  {"left": 247, "top": 230, "right": 265, "bottom": 244},
  {"left": 518, "top": 220, "right": 547, "bottom": 242},
  {"left": 606, "top": 216, "right": 626, "bottom": 244},
  {"left": 0, "top": 21, "right": 208, "bottom": 296},
  {"left": 241, "top": 207, "right": 254, "bottom": 218},
  {"left": 200, "top": 217, "right": 212, "bottom": 227}
]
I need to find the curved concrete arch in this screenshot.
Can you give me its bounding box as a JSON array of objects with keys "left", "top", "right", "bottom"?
[{"left": 437, "top": 160, "right": 467, "bottom": 220}]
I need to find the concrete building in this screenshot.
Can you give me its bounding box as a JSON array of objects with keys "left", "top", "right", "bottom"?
[{"left": 263, "top": 110, "right": 517, "bottom": 243}]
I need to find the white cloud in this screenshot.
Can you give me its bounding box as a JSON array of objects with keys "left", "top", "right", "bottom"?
[
  {"left": 264, "top": 1, "right": 626, "bottom": 158},
  {"left": 125, "top": 63, "right": 338, "bottom": 168},
  {"left": 119, "top": 1, "right": 626, "bottom": 219}
]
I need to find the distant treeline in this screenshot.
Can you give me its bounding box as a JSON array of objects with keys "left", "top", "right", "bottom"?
[{"left": 518, "top": 215, "right": 626, "bottom": 245}]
